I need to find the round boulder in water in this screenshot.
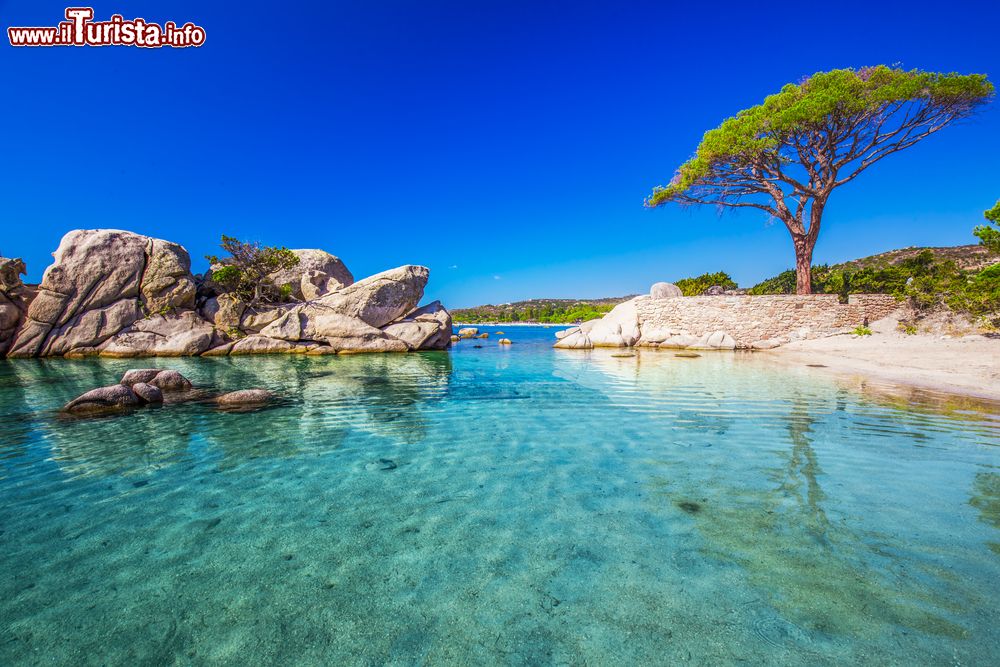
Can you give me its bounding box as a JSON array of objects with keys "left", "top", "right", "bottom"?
[
  {"left": 64, "top": 384, "right": 140, "bottom": 414},
  {"left": 215, "top": 389, "right": 276, "bottom": 407},
  {"left": 120, "top": 368, "right": 164, "bottom": 387},
  {"left": 131, "top": 382, "right": 163, "bottom": 405},
  {"left": 148, "top": 370, "right": 193, "bottom": 392}
]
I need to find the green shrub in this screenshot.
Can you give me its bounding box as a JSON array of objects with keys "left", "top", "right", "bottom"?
[
  {"left": 205, "top": 236, "right": 300, "bottom": 305},
  {"left": 675, "top": 271, "right": 738, "bottom": 296},
  {"left": 974, "top": 200, "right": 1000, "bottom": 254},
  {"left": 852, "top": 325, "right": 873, "bottom": 336}
]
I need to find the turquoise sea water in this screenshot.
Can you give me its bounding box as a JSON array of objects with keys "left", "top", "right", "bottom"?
[{"left": 1, "top": 325, "right": 999, "bottom": 665}]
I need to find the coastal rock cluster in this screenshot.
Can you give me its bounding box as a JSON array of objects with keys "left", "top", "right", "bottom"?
[
  {"left": 3, "top": 229, "right": 451, "bottom": 358},
  {"left": 63, "top": 367, "right": 277, "bottom": 414}
]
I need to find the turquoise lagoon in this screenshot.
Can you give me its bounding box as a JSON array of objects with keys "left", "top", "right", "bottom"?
[{"left": 1, "top": 325, "right": 999, "bottom": 665}]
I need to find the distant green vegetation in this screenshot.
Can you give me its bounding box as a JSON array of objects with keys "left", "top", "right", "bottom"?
[
  {"left": 453, "top": 300, "right": 620, "bottom": 324},
  {"left": 674, "top": 271, "right": 737, "bottom": 296}
]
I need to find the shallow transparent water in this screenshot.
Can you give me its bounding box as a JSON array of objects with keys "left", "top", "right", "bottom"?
[{"left": 1, "top": 326, "right": 999, "bottom": 665}]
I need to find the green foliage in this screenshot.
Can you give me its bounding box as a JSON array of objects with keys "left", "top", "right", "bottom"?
[
  {"left": 205, "top": 235, "right": 300, "bottom": 305},
  {"left": 674, "top": 271, "right": 738, "bottom": 296},
  {"left": 852, "top": 325, "right": 873, "bottom": 336},
  {"left": 646, "top": 67, "right": 994, "bottom": 207},
  {"left": 453, "top": 302, "right": 617, "bottom": 324},
  {"left": 974, "top": 200, "right": 1000, "bottom": 254},
  {"left": 898, "top": 322, "right": 918, "bottom": 335},
  {"left": 750, "top": 249, "right": 1000, "bottom": 325},
  {"left": 748, "top": 270, "right": 799, "bottom": 296}
]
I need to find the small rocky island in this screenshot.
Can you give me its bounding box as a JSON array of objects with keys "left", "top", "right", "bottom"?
[{"left": 0, "top": 229, "right": 451, "bottom": 358}]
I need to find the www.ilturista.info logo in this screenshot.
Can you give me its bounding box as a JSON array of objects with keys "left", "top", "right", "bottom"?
[{"left": 8, "top": 7, "right": 206, "bottom": 48}]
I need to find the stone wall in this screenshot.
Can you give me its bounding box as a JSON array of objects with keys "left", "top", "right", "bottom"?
[
  {"left": 846, "top": 294, "right": 901, "bottom": 322},
  {"left": 635, "top": 293, "right": 902, "bottom": 347}
]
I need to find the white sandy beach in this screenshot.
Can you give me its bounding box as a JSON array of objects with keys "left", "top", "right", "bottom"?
[{"left": 769, "top": 331, "right": 1000, "bottom": 401}]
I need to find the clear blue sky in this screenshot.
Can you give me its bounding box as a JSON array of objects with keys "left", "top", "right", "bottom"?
[{"left": 3, "top": 0, "right": 998, "bottom": 307}]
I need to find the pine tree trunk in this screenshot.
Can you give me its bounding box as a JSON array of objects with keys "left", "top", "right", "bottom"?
[{"left": 793, "top": 235, "right": 814, "bottom": 295}]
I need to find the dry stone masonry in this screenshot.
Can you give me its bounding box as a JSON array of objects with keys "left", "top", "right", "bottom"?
[{"left": 555, "top": 283, "right": 900, "bottom": 351}]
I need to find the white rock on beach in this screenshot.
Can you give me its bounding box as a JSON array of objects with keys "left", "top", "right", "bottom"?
[
  {"left": 587, "top": 298, "right": 641, "bottom": 347},
  {"left": 658, "top": 334, "right": 700, "bottom": 349},
  {"left": 650, "top": 282, "right": 683, "bottom": 299},
  {"left": 553, "top": 330, "right": 593, "bottom": 349},
  {"left": 751, "top": 338, "right": 785, "bottom": 350},
  {"left": 688, "top": 331, "right": 737, "bottom": 350}
]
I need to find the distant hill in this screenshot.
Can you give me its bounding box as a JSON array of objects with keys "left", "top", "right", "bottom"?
[
  {"left": 826, "top": 244, "right": 995, "bottom": 273},
  {"left": 453, "top": 296, "right": 635, "bottom": 324}
]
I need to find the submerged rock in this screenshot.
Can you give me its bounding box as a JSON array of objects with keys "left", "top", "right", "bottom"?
[
  {"left": 147, "top": 370, "right": 193, "bottom": 392},
  {"left": 120, "top": 368, "right": 165, "bottom": 386},
  {"left": 64, "top": 384, "right": 141, "bottom": 413},
  {"left": 131, "top": 382, "right": 163, "bottom": 404},
  {"left": 215, "top": 389, "right": 276, "bottom": 407}
]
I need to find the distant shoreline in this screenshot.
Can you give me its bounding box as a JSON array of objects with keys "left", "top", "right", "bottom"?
[{"left": 453, "top": 322, "right": 574, "bottom": 327}]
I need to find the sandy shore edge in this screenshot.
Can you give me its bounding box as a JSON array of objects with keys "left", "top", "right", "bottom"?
[{"left": 765, "top": 332, "right": 1000, "bottom": 402}]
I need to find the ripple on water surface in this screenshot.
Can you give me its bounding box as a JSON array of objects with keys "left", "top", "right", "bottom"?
[{"left": 1, "top": 327, "right": 999, "bottom": 665}]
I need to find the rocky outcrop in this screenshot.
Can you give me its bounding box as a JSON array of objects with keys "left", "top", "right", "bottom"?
[
  {"left": 99, "top": 312, "right": 217, "bottom": 357},
  {"left": 7, "top": 230, "right": 196, "bottom": 358},
  {"left": 380, "top": 301, "right": 452, "bottom": 350},
  {"left": 317, "top": 265, "right": 429, "bottom": 328},
  {"left": 269, "top": 249, "right": 353, "bottom": 301},
  {"left": 555, "top": 298, "right": 642, "bottom": 349},
  {"left": 2, "top": 229, "right": 450, "bottom": 358},
  {"left": 0, "top": 257, "right": 30, "bottom": 355}
]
